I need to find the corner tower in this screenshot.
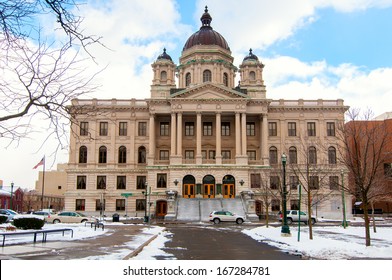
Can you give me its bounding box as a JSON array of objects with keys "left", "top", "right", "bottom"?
[
  {"left": 151, "top": 48, "right": 177, "bottom": 98},
  {"left": 239, "top": 49, "right": 266, "bottom": 99}
]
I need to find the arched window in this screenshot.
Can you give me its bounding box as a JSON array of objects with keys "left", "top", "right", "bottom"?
[
  {"left": 308, "top": 146, "right": 317, "bottom": 164},
  {"left": 98, "top": 146, "right": 107, "bottom": 164},
  {"left": 185, "top": 72, "right": 191, "bottom": 86},
  {"left": 79, "top": 146, "right": 87, "bottom": 163},
  {"left": 249, "top": 71, "right": 256, "bottom": 81},
  {"left": 118, "top": 146, "right": 127, "bottom": 164},
  {"left": 138, "top": 146, "right": 146, "bottom": 164},
  {"left": 203, "top": 70, "right": 212, "bottom": 82},
  {"left": 269, "top": 146, "right": 278, "bottom": 164},
  {"left": 328, "top": 146, "right": 337, "bottom": 164},
  {"left": 289, "top": 146, "right": 297, "bottom": 164},
  {"left": 160, "top": 71, "right": 167, "bottom": 81},
  {"left": 223, "top": 73, "right": 228, "bottom": 86}
]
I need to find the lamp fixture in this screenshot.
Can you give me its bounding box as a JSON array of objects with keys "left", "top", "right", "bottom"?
[
  {"left": 174, "top": 179, "right": 179, "bottom": 186},
  {"left": 239, "top": 179, "right": 244, "bottom": 186}
]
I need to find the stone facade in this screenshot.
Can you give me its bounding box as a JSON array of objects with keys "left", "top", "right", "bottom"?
[{"left": 65, "top": 8, "right": 351, "bottom": 220}]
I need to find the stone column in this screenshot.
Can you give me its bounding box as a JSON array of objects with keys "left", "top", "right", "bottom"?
[
  {"left": 171, "top": 113, "right": 176, "bottom": 156},
  {"left": 241, "top": 113, "right": 247, "bottom": 156},
  {"left": 235, "top": 112, "right": 241, "bottom": 157},
  {"left": 261, "top": 113, "right": 269, "bottom": 165},
  {"left": 216, "top": 112, "right": 222, "bottom": 164},
  {"left": 196, "top": 112, "right": 202, "bottom": 164},
  {"left": 176, "top": 113, "right": 183, "bottom": 158},
  {"left": 148, "top": 113, "right": 155, "bottom": 165}
]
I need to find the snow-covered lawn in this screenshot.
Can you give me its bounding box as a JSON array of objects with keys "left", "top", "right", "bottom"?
[{"left": 243, "top": 225, "right": 392, "bottom": 259}]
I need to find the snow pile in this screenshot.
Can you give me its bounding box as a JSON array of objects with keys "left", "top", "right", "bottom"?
[{"left": 243, "top": 226, "right": 392, "bottom": 259}]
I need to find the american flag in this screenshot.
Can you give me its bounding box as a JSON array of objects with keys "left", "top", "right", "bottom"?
[{"left": 33, "top": 157, "right": 45, "bottom": 169}]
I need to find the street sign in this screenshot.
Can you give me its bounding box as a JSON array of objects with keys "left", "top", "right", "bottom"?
[{"left": 121, "top": 193, "right": 133, "bottom": 198}]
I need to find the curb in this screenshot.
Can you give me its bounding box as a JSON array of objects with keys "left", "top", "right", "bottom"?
[{"left": 123, "top": 234, "right": 158, "bottom": 260}]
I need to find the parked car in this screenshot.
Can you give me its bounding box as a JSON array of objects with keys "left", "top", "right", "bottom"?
[
  {"left": 209, "top": 210, "right": 245, "bottom": 224},
  {"left": 279, "top": 210, "right": 317, "bottom": 225},
  {"left": 32, "top": 210, "right": 52, "bottom": 221},
  {"left": 46, "top": 211, "right": 97, "bottom": 224},
  {"left": 0, "top": 209, "right": 20, "bottom": 222}
]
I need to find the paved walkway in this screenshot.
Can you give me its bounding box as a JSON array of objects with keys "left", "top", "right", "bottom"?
[{"left": 0, "top": 224, "right": 151, "bottom": 260}]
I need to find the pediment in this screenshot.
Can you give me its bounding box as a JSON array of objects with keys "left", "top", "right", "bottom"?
[{"left": 170, "top": 83, "right": 248, "bottom": 100}]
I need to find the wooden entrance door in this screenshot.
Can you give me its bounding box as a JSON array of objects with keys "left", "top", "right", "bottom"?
[
  {"left": 203, "top": 184, "right": 215, "bottom": 198},
  {"left": 183, "top": 184, "right": 195, "bottom": 198},
  {"left": 156, "top": 201, "right": 167, "bottom": 218},
  {"left": 223, "top": 184, "right": 235, "bottom": 198}
]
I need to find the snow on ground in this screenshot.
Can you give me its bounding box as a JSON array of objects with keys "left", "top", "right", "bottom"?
[{"left": 243, "top": 225, "right": 392, "bottom": 259}]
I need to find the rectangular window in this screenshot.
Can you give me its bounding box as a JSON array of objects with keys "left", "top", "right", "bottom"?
[
  {"left": 117, "top": 176, "right": 126, "bottom": 190},
  {"left": 76, "top": 176, "right": 87, "bottom": 190},
  {"left": 136, "top": 199, "right": 146, "bottom": 211},
  {"left": 203, "top": 122, "right": 213, "bottom": 136},
  {"left": 138, "top": 122, "right": 147, "bottom": 136},
  {"left": 116, "top": 199, "right": 125, "bottom": 211},
  {"left": 246, "top": 122, "right": 255, "bottom": 136},
  {"left": 202, "top": 150, "right": 207, "bottom": 159},
  {"left": 185, "top": 122, "right": 194, "bottom": 136},
  {"left": 251, "top": 173, "right": 261, "bottom": 188},
  {"left": 97, "top": 176, "right": 106, "bottom": 190},
  {"left": 221, "top": 122, "right": 230, "bottom": 136},
  {"left": 307, "top": 122, "right": 316, "bottom": 136},
  {"left": 96, "top": 199, "right": 105, "bottom": 211},
  {"left": 80, "top": 122, "right": 89, "bottom": 136},
  {"left": 136, "top": 176, "right": 146, "bottom": 189},
  {"left": 160, "top": 122, "right": 169, "bottom": 136},
  {"left": 289, "top": 176, "right": 299, "bottom": 190},
  {"left": 247, "top": 150, "right": 256, "bottom": 161},
  {"left": 99, "top": 122, "right": 108, "bottom": 136},
  {"left": 327, "top": 122, "right": 336, "bottom": 136},
  {"left": 290, "top": 199, "right": 299, "bottom": 210},
  {"left": 159, "top": 150, "right": 169, "bottom": 160},
  {"left": 222, "top": 150, "right": 231, "bottom": 159},
  {"left": 157, "top": 173, "right": 167, "bottom": 188},
  {"left": 185, "top": 150, "right": 194, "bottom": 159},
  {"left": 309, "top": 176, "right": 319, "bottom": 189},
  {"left": 75, "top": 199, "right": 85, "bottom": 211},
  {"left": 268, "top": 122, "right": 277, "bottom": 136},
  {"left": 329, "top": 176, "right": 339, "bottom": 190},
  {"left": 288, "top": 122, "right": 297, "bottom": 136},
  {"left": 119, "top": 122, "right": 127, "bottom": 136},
  {"left": 385, "top": 163, "right": 392, "bottom": 178},
  {"left": 209, "top": 150, "right": 216, "bottom": 159},
  {"left": 270, "top": 176, "right": 280, "bottom": 190},
  {"left": 271, "top": 199, "right": 280, "bottom": 211}
]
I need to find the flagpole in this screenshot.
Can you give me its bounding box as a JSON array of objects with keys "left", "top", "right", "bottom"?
[{"left": 41, "top": 156, "right": 45, "bottom": 210}]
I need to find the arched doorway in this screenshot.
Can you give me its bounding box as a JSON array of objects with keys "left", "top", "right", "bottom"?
[
  {"left": 183, "top": 175, "right": 196, "bottom": 198},
  {"left": 203, "top": 175, "right": 215, "bottom": 198},
  {"left": 156, "top": 200, "right": 167, "bottom": 219},
  {"left": 222, "top": 175, "right": 235, "bottom": 198}
]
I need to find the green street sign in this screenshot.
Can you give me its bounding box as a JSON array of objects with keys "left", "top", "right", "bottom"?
[{"left": 121, "top": 193, "right": 133, "bottom": 198}]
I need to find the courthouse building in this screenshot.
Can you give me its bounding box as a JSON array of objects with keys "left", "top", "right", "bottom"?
[{"left": 65, "top": 8, "right": 351, "bottom": 220}]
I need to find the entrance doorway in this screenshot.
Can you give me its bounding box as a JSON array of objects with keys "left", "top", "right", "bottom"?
[
  {"left": 156, "top": 201, "right": 167, "bottom": 219},
  {"left": 203, "top": 175, "right": 215, "bottom": 198},
  {"left": 223, "top": 184, "right": 235, "bottom": 198},
  {"left": 183, "top": 175, "right": 196, "bottom": 199},
  {"left": 183, "top": 184, "right": 195, "bottom": 198},
  {"left": 222, "top": 175, "right": 235, "bottom": 199}
]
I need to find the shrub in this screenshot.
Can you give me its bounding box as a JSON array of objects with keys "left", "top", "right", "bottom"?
[
  {"left": 13, "top": 217, "right": 45, "bottom": 230},
  {"left": 0, "top": 215, "right": 7, "bottom": 224}
]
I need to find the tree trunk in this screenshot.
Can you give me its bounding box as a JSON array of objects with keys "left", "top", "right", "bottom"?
[
  {"left": 371, "top": 201, "right": 377, "bottom": 233},
  {"left": 362, "top": 197, "right": 371, "bottom": 246},
  {"left": 307, "top": 191, "right": 313, "bottom": 240}
]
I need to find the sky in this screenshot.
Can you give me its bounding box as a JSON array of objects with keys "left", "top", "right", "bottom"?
[{"left": 1, "top": 0, "right": 392, "bottom": 190}]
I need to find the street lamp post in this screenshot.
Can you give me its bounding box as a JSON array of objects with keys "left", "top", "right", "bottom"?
[
  {"left": 10, "top": 182, "right": 14, "bottom": 210},
  {"left": 143, "top": 181, "right": 148, "bottom": 223},
  {"left": 341, "top": 170, "right": 348, "bottom": 228},
  {"left": 281, "top": 153, "right": 291, "bottom": 236}
]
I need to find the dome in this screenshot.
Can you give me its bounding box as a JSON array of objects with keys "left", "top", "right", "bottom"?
[
  {"left": 183, "top": 6, "right": 230, "bottom": 51},
  {"left": 157, "top": 48, "right": 172, "bottom": 61},
  {"left": 243, "top": 48, "right": 259, "bottom": 62}
]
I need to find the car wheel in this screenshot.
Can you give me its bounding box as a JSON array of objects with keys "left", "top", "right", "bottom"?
[
  {"left": 213, "top": 218, "right": 220, "bottom": 224},
  {"left": 81, "top": 219, "right": 88, "bottom": 223},
  {"left": 236, "top": 218, "right": 244, "bottom": 225},
  {"left": 287, "top": 218, "right": 293, "bottom": 225},
  {"left": 311, "top": 218, "right": 316, "bottom": 225},
  {"left": 53, "top": 219, "right": 60, "bottom": 224}
]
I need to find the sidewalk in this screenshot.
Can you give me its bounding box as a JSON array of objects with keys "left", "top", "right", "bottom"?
[{"left": 0, "top": 224, "right": 156, "bottom": 260}]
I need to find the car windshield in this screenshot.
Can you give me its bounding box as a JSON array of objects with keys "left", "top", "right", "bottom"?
[
  {"left": 76, "top": 212, "right": 86, "bottom": 217},
  {"left": 8, "top": 210, "right": 18, "bottom": 215}
]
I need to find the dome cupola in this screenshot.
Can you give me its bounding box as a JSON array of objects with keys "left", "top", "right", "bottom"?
[
  {"left": 183, "top": 6, "right": 230, "bottom": 51},
  {"left": 157, "top": 48, "right": 172, "bottom": 61},
  {"left": 243, "top": 48, "right": 259, "bottom": 62}
]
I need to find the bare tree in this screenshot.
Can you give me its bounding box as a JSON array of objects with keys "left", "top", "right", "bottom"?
[
  {"left": 287, "top": 136, "right": 340, "bottom": 240},
  {"left": 0, "top": 0, "right": 103, "bottom": 151},
  {"left": 337, "top": 108, "right": 392, "bottom": 246}
]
